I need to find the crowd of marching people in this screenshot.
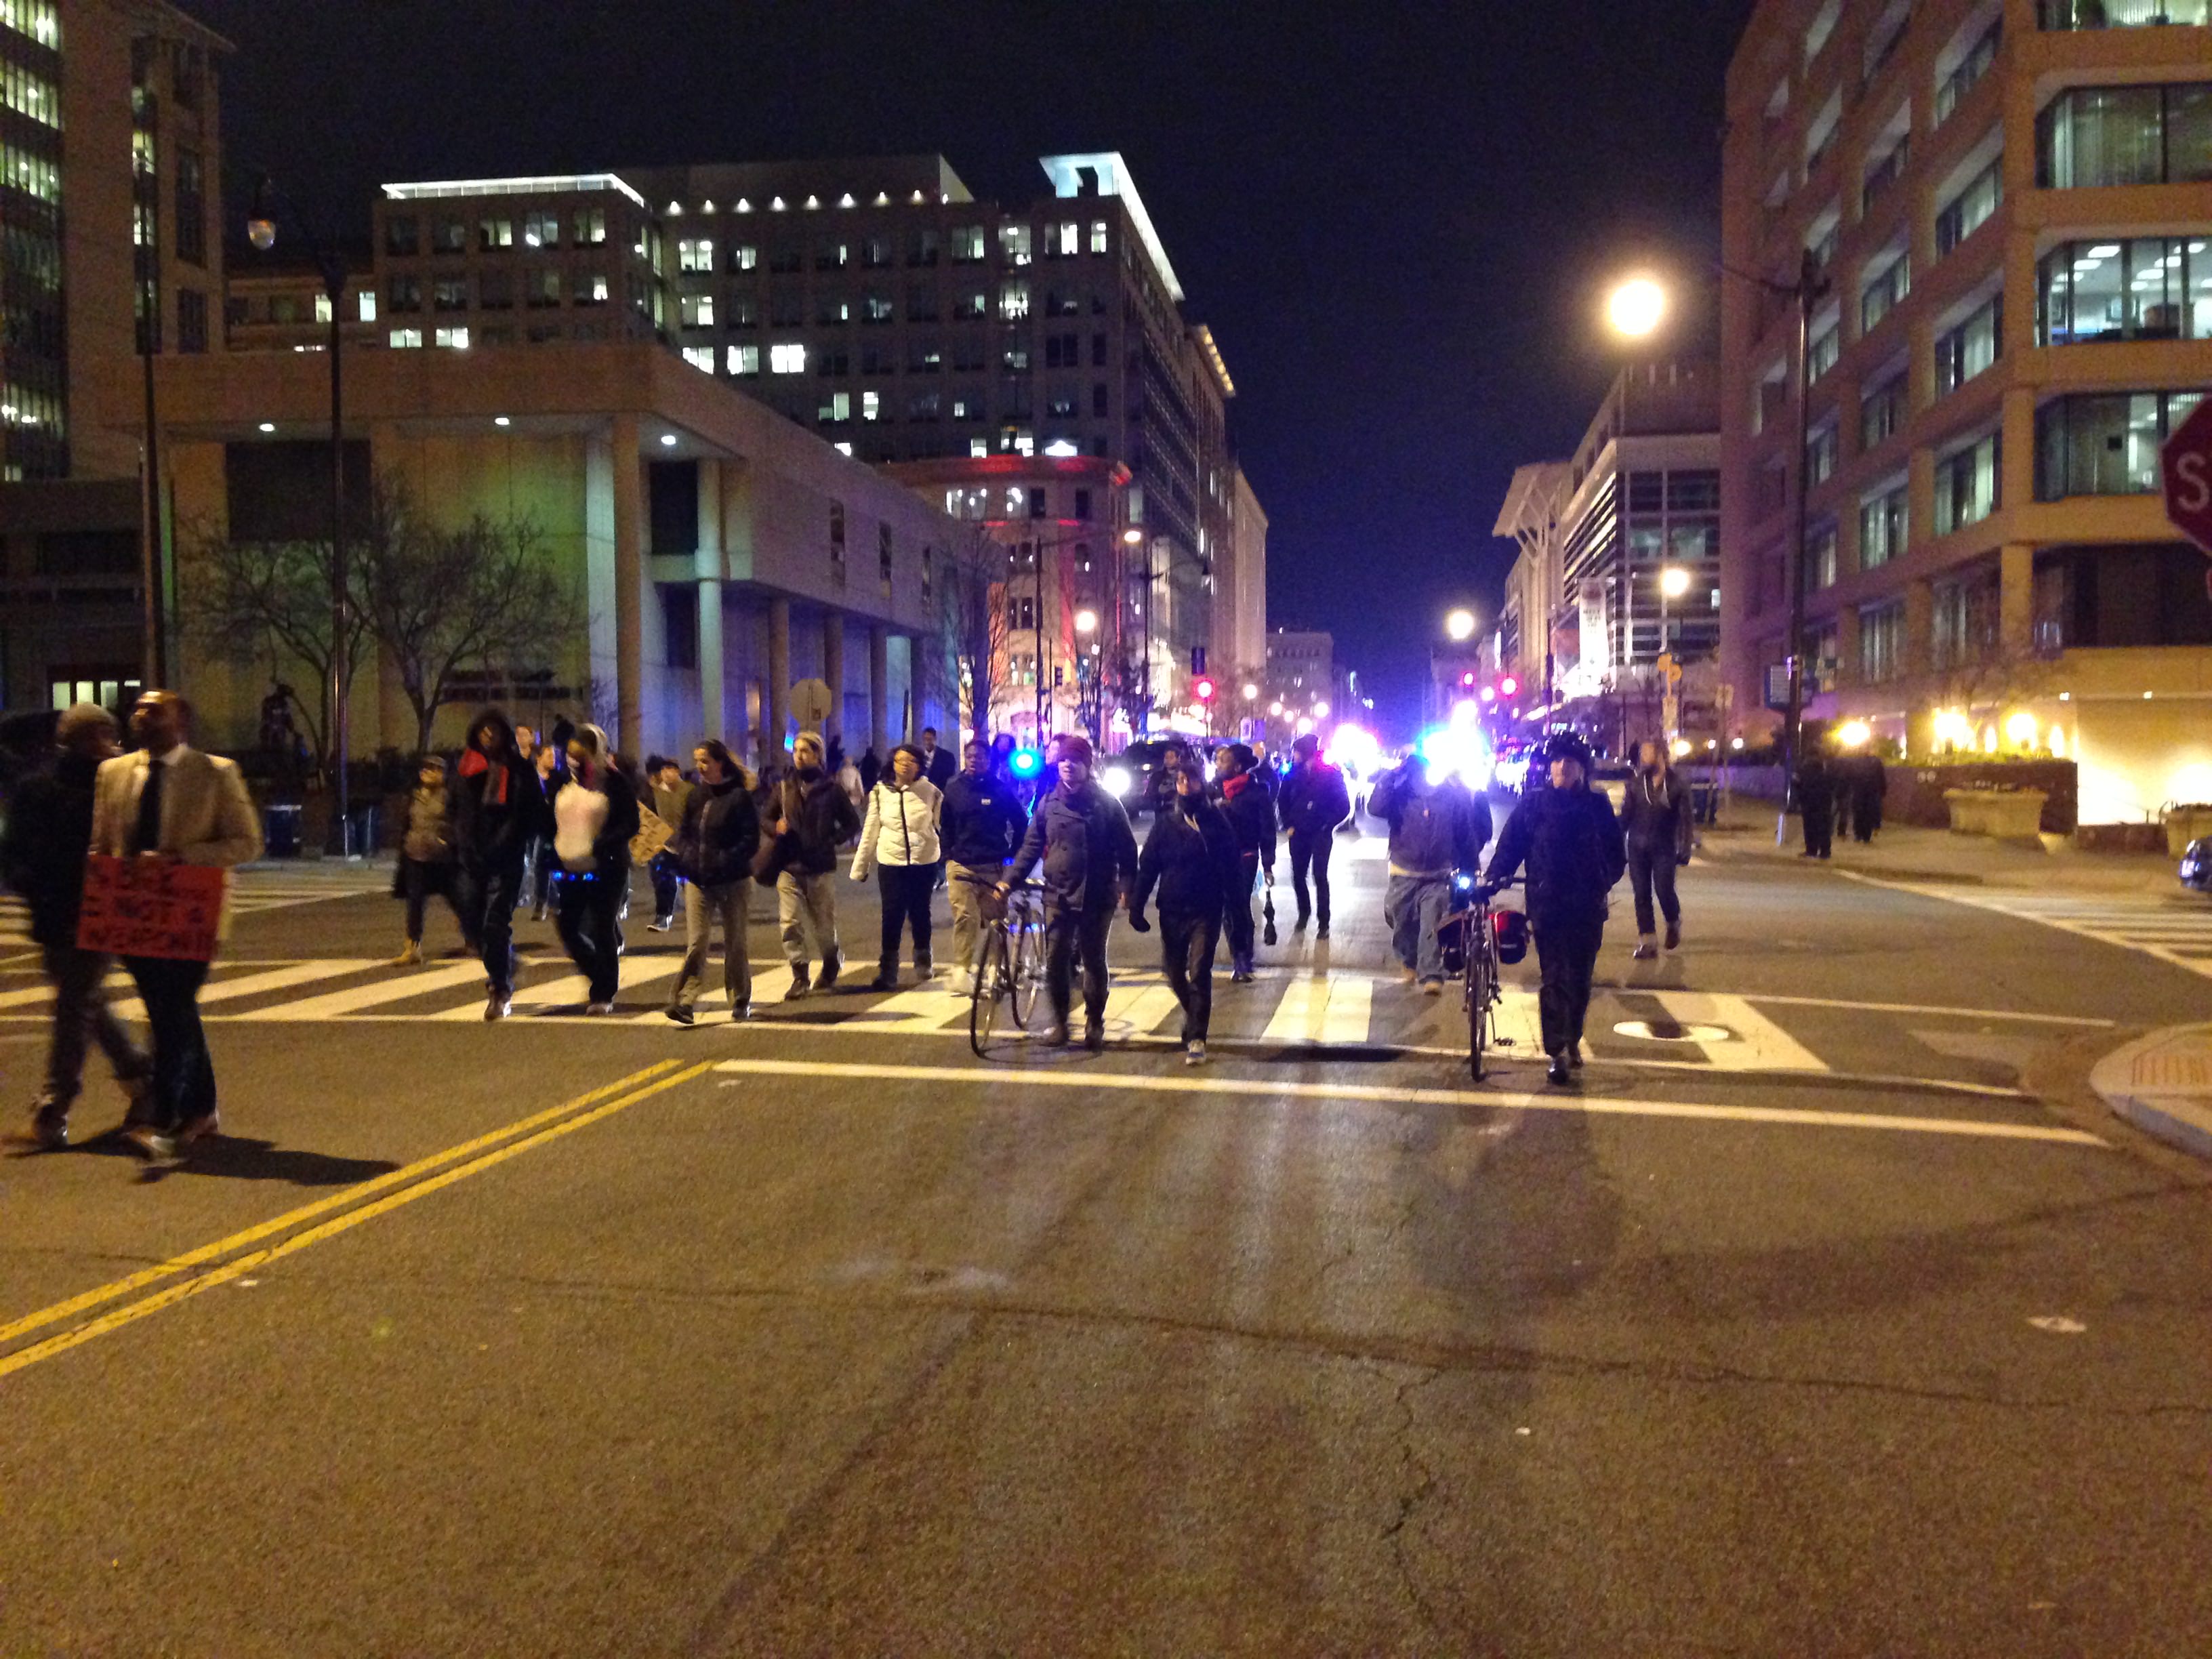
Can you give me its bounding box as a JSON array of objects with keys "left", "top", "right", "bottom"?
[{"left": 5, "top": 683, "right": 1732, "bottom": 1162}]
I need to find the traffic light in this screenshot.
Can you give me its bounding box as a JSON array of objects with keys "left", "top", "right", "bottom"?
[
  {"left": 1191, "top": 645, "right": 1208, "bottom": 674},
  {"left": 1193, "top": 676, "right": 1216, "bottom": 703},
  {"left": 1460, "top": 670, "right": 1476, "bottom": 687}
]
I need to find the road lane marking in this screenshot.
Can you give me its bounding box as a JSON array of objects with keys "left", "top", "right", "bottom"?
[
  {"left": 258, "top": 960, "right": 490, "bottom": 1019},
  {"left": 708, "top": 1059, "right": 2106, "bottom": 1146},
  {"left": 1260, "top": 974, "right": 1374, "bottom": 1046},
  {"left": 1654, "top": 991, "right": 1827, "bottom": 1071},
  {"left": 1730, "top": 992, "right": 2114, "bottom": 1028},
  {"left": 1838, "top": 873, "right": 2212, "bottom": 983},
  {"left": 0, "top": 1062, "right": 712, "bottom": 1383},
  {"left": 0, "top": 1061, "right": 682, "bottom": 1356},
  {"left": 1103, "top": 983, "right": 1183, "bottom": 1036}
]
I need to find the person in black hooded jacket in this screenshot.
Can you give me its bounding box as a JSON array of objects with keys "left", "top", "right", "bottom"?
[
  {"left": 766, "top": 732, "right": 861, "bottom": 997},
  {"left": 1128, "top": 756, "right": 1243, "bottom": 1065},
  {"left": 452, "top": 706, "right": 548, "bottom": 1020},
  {"left": 1483, "top": 732, "right": 1626, "bottom": 1085},
  {"left": 665, "top": 739, "right": 760, "bottom": 1023},
  {"left": 1212, "top": 742, "right": 1277, "bottom": 981}
]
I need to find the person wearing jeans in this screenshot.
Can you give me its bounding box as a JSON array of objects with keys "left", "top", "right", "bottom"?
[
  {"left": 1620, "top": 739, "right": 1689, "bottom": 960},
  {"left": 852, "top": 743, "right": 943, "bottom": 991},
  {"left": 667, "top": 740, "right": 760, "bottom": 1023},
  {"left": 1127, "top": 757, "right": 1242, "bottom": 1065},
  {"left": 551, "top": 724, "right": 638, "bottom": 1014},
  {"left": 1278, "top": 732, "right": 1352, "bottom": 939},
  {"left": 1000, "top": 734, "right": 1138, "bottom": 1050},
  {"left": 1367, "top": 753, "right": 1491, "bottom": 994},
  {"left": 938, "top": 739, "right": 1027, "bottom": 995},
  {"left": 1, "top": 703, "right": 149, "bottom": 1149},
  {"left": 453, "top": 708, "right": 547, "bottom": 1019},
  {"left": 768, "top": 733, "right": 861, "bottom": 998}
]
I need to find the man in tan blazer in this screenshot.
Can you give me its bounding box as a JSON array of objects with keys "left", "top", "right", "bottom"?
[{"left": 89, "top": 691, "right": 262, "bottom": 1162}]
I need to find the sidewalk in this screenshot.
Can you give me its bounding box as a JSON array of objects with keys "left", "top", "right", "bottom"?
[
  {"left": 2091, "top": 1024, "right": 2212, "bottom": 1161},
  {"left": 1695, "top": 798, "right": 2177, "bottom": 897}
]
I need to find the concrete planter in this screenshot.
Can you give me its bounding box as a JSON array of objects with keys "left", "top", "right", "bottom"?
[
  {"left": 2163, "top": 806, "right": 2212, "bottom": 859},
  {"left": 1945, "top": 788, "right": 2049, "bottom": 842}
]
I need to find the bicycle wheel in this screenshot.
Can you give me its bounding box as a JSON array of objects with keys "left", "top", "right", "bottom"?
[
  {"left": 1467, "top": 935, "right": 1494, "bottom": 1082},
  {"left": 969, "top": 927, "right": 1008, "bottom": 1057},
  {"left": 1008, "top": 907, "right": 1045, "bottom": 1029}
]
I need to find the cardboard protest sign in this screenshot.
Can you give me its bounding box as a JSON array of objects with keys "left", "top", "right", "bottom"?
[
  {"left": 629, "top": 808, "right": 675, "bottom": 865},
  {"left": 75, "top": 855, "right": 225, "bottom": 962}
]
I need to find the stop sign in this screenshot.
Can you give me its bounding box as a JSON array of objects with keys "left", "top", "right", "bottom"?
[{"left": 2163, "top": 396, "right": 2212, "bottom": 554}]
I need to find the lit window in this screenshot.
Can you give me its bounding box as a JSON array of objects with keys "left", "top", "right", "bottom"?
[
  {"left": 678, "top": 237, "right": 714, "bottom": 272},
  {"left": 834, "top": 442, "right": 854, "bottom": 457},
  {"left": 529, "top": 268, "right": 562, "bottom": 308},
  {"left": 1933, "top": 432, "right": 2001, "bottom": 533},
  {"left": 817, "top": 391, "right": 852, "bottom": 423},
  {"left": 314, "top": 293, "right": 333, "bottom": 325},
  {"left": 681, "top": 346, "right": 714, "bottom": 373},
  {"left": 680, "top": 293, "right": 714, "bottom": 327},
  {"left": 435, "top": 325, "right": 470, "bottom": 348},
  {"left": 1088, "top": 220, "right": 1108, "bottom": 254},
  {"left": 1054, "top": 222, "right": 1079, "bottom": 256},
  {"left": 862, "top": 390, "right": 881, "bottom": 422},
  {"left": 1000, "top": 224, "right": 1032, "bottom": 266},
  {"left": 771, "top": 342, "right": 806, "bottom": 374},
  {"left": 357, "top": 291, "right": 377, "bottom": 322},
  {"left": 1935, "top": 293, "right": 2002, "bottom": 394},
  {"left": 389, "top": 327, "right": 423, "bottom": 348},
  {"left": 571, "top": 207, "right": 605, "bottom": 246},
  {"left": 998, "top": 282, "right": 1030, "bottom": 321},
  {"left": 1858, "top": 480, "right": 1908, "bottom": 567},
  {"left": 728, "top": 343, "right": 760, "bottom": 375},
  {"left": 1807, "top": 319, "right": 1840, "bottom": 384},
  {"left": 733, "top": 243, "right": 758, "bottom": 270},
  {"left": 478, "top": 217, "right": 512, "bottom": 251},
  {"left": 524, "top": 211, "right": 560, "bottom": 249},
  {"left": 1936, "top": 158, "right": 2001, "bottom": 255},
  {"left": 951, "top": 226, "right": 985, "bottom": 262},
  {"left": 586, "top": 273, "right": 609, "bottom": 304}
]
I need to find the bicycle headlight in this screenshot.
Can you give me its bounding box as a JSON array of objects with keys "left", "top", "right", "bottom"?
[{"left": 1101, "top": 764, "right": 1132, "bottom": 799}]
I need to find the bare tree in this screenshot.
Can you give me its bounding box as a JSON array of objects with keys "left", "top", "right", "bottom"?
[
  {"left": 941, "top": 526, "right": 1006, "bottom": 737},
  {"left": 178, "top": 515, "right": 373, "bottom": 776},
  {"left": 356, "top": 477, "right": 582, "bottom": 755}
]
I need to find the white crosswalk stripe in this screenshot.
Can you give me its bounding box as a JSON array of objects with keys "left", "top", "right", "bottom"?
[{"left": 1878, "top": 883, "right": 2212, "bottom": 980}]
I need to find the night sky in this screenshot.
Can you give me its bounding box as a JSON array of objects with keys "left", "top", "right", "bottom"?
[{"left": 190, "top": 0, "right": 1755, "bottom": 734}]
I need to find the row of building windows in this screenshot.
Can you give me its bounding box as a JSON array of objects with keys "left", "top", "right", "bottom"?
[
  {"left": 0, "top": 139, "right": 56, "bottom": 202},
  {"left": 2038, "top": 236, "right": 2212, "bottom": 344},
  {"left": 386, "top": 214, "right": 1111, "bottom": 270},
  {"left": 2037, "top": 84, "right": 2212, "bottom": 190},
  {"left": 0, "top": 1, "right": 56, "bottom": 47},
  {"left": 0, "top": 56, "right": 58, "bottom": 127},
  {"left": 2039, "top": 0, "right": 2211, "bottom": 26},
  {"left": 2036, "top": 388, "right": 2207, "bottom": 499}
]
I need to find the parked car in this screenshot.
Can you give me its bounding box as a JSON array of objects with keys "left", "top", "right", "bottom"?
[{"left": 2182, "top": 836, "right": 2212, "bottom": 896}]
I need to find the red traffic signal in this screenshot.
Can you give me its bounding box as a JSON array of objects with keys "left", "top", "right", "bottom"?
[{"left": 1193, "top": 676, "right": 1216, "bottom": 702}]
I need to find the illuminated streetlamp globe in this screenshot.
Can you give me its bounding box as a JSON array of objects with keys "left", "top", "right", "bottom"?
[
  {"left": 1444, "top": 608, "right": 1476, "bottom": 642},
  {"left": 1120, "top": 528, "right": 1143, "bottom": 546},
  {"left": 1074, "top": 608, "right": 1097, "bottom": 635},
  {"left": 1241, "top": 682, "right": 1259, "bottom": 701},
  {"left": 1660, "top": 565, "right": 1691, "bottom": 600},
  {"left": 1313, "top": 700, "right": 1331, "bottom": 719},
  {"left": 1607, "top": 275, "right": 1668, "bottom": 339}
]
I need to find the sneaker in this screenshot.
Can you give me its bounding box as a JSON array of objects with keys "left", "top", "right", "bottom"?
[
  {"left": 529, "top": 904, "right": 548, "bottom": 922},
  {"left": 949, "top": 972, "right": 975, "bottom": 998},
  {"left": 176, "top": 1111, "right": 220, "bottom": 1147},
  {"left": 1185, "top": 1041, "right": 1208, "bottom": 1066},
  {"left": 819, "top": 953, "right": 842, "bottom": 991},
  {"left": 392, "top": 940, "right": 423, "bottom": 966},
  {"left": 485, "top": 991, "right": 512, "bottom": 1022},
  {"left": 29, "top": 1107, "right": 68, "bottom": 1151},
  {"left": 124, "top": 1124, "right": 178, "bottom": 1164},
  {"left": 585, "top": 1000, "right": 615, "bottom": 1017},
  {"left": 783, "top": 972, "right": 813, "bottom": 1002},
  {"left": 1045, "top": 1022, "right": 1071, "bottom": 1048},
  {"left": 1315, "top": 922, "right": 1330, "bottom": 941},
  {"left": 1631, "top": 940, "right": 1658, "bottom": 961},
  {"left": 648, "top": 916, "right": 674, "bottom": 933},
  {"left": 665, "top": 1004, "right": 695, "bottom": 1026},
  {"left": 1231, "top": 968, "right": 1256, "bottom": 985},
  {"left": 1084, "top": 1022, "right": 1105, "bottom": 1052},
  {"left": 730, "top": 1002, "right": 752, "bottom": 1022},
  {"left": 1547, "top": 1056, "right": 1571, "bottom": 1087},
  {"left": 1664, "top": 921, "right": 1681, "bottom": 952},
  {"left": 1420, "top": 979, "right": 1444, "bottom": 996}
]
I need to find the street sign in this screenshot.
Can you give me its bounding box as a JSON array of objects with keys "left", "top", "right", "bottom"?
[
  {"left": 789, "top": 676, "right": 834, "bottom": 731},
  {"left": 2161, "top": 396, "right": 2212, "bottom": 554}
]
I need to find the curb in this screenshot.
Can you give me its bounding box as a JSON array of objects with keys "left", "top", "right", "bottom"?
[{"left": 2089, "top": 1024, "right": 2212, "bottom": 1161}]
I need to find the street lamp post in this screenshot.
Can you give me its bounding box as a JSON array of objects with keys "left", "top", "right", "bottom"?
[{"left": 248, "top": 176, "right": 354, "bottom": 855}]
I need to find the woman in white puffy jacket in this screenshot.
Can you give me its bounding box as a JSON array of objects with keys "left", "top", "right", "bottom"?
[{"left": 852, "top": 742, "right": 943, "bottom": 990}]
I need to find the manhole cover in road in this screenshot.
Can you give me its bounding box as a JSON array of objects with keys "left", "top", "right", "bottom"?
[{"left": 1613, "top": 1019, "right": 1733, "bottom": 1044}]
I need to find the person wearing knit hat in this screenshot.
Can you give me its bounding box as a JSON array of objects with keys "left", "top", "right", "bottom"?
[
  {"left": 999, "top": 733, "right": 1138, "bottom": 1050},
  {"left": 1, "top": 704, "right": 149, "bottom": 1148}
]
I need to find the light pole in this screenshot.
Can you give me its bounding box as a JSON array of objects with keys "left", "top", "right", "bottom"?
[
  {"left": 248, "top": 176, "right": 354, "bottom": 855},
  {"left": 1132, "top": 529, "right": 1207, "bottom": 741}
]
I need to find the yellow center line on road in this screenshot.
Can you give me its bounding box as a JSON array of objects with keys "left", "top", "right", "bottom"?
[
  {"left": 710, "top": 1059, "right": 2111, "bottom": 1148},
  {"left": 0, "top": 1060, "right": 684, "bottom": 1357},
  {"left": 0, "top": 1061, "right": 715, "bottom": 1384}
]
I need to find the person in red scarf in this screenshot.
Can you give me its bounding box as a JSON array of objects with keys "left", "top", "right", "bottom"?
[
  {"left": 452, "top": 707, "right": 547, "bottom": 1020},
  {"left": 1211, "top": 743, "right": 1278, "bottom": 983}
]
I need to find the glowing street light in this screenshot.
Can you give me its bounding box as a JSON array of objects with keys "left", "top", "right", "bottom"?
[
  {"left": 1659, "top": 565, "right": 1691, "bottom": 600},
  {"left": 1313, "top": 700, "right": 1330, "bottom": 719},
  {"left": 1241, "top": 682, "right": 1259, "bottom": 701},
  {"left": 1120, "top": 527, "right": 1144, "bottom": 546},
  {"left": 1606, "top": 275, "right": 1667, "bottom": 339},
  {"left": 1444, "top": 607, "right": 1476, "bottom": 642},
  {"left": 1074, "top": 608, "right": 1098, "bottom": 636}
]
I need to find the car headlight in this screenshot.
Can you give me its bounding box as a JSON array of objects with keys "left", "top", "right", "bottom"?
[{"left": 1101, "top": 764, "right": 1132, "bottom": 799}]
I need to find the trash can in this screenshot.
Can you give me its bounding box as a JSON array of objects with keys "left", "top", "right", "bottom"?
[{"left": 264, "top": 802, "right": 302, "bottom": 859}]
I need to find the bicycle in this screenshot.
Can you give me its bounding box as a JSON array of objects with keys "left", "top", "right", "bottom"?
[
  {"left": 1446, "top": 874, "right": 1522, "bottom": 1082},
  {"left": 968, "top": 876, "right": 1046, "bottom": 1057}
]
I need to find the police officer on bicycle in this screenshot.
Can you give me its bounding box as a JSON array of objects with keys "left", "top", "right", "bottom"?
[{"left": 1481, "top": 731, "right": 1626, "bottom": 1086}]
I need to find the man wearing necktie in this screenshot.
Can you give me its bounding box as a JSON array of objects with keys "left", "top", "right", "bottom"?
[{"left": 88, "top": 691, "right": 262, "bottom": 1163}]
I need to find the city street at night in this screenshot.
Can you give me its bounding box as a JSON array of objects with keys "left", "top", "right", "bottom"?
[{"left": 5, "top": 821, "right": 2209, "bottom": 1655}]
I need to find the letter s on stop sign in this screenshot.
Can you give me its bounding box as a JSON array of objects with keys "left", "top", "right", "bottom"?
[
  {"left": 2162, "top": 398, "right": 2212, "bottom": 554},
  {"left": 2178, "top": 451, "right": 2211, "bottom": 516}
]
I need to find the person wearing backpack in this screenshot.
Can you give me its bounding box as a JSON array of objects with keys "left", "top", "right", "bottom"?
[{"left": 1367, "top": 750, "right": 1492, "bottom": 995}]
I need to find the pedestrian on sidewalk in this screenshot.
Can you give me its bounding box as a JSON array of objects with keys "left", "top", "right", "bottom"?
[
  {"left": 853, "top": 742, "right": 943, "bottom": 990},
  {"left": 526, "top": 739, "right": 564, "bottom": 920},
  {"left": 920, "top": 726, "right": 958, "bottom": 792},
  {"left": 453, "top": 708, "right": 546, "bottom": 1021},
  {"left": 1368, "top": 750, "right": 1492, "bottom": 995},
  {"left": 552, "top": 723, "right": 639, "bottom": 1015},
  {"left": 1, "top": 703, "right": 149, "bottom": 1149},
  {"left": 644, "top": 755, "right": 693, "bottom": 932},
  {"left": 1278, "top": 731, "right": 1352, "bottom": 939},
  {"left": 1212, "top": 743, "right": 1277, "bottom": 983},
  {"left": 764, "top": 732, "right": 860, "bottom": 999},
  {"left": 858, "top": 746, "right": 882, "bottom": 794},
  {"left": 665, "top": 739, "right": 760, "bottom": 1025},
  {"left": 1621, "top": 739, "right": 1691, "bottom": 960},
  {"left": 1128, "top": 755, "right": 1243, "bottom": 1065},
  {"left": 89, "top": 691, "right": 262, "bottom": 1162},
  {"left": 1000, "top": 733, "right": 1138, "bottom": 1050},
  {"left": 1794, "top": 744, "right": 1835, "bottom": 859},
  {"left": 938, "top": 738, "right": 1027, "bottom": 996},
  {"left": 1847, "top": 749, "right": 1886, "bottom": 844},
  {"left": 1483, "top": 732, "right": 1626, "bottom": 1087},
  {"left": 390, "top": 754, "right": 476, "bottom": 966}
]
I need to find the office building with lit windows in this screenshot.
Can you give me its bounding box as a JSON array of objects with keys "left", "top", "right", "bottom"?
[
  {"left": 1721, "top": 0, "right": 2212, "bottom": 822},
  {"left": 364, "top": 152, "right": 1249, "bottom": 730},
  {"left": 0, "top": 0, "right": 224, "bottom": 714}
]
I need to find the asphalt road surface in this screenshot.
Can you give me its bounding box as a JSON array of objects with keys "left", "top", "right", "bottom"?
[{"left": 4, "top": 811, "right": 2209, "bottom": 1656}]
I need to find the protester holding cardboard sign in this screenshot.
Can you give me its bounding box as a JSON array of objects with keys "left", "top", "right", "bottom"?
[{"left": 87, "top": 691, "right": 262, "bottom": 1164}]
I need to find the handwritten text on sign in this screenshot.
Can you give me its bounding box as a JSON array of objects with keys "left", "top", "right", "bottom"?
[{"left": 76, "top": 855, "right": 226, "bottom": 962}]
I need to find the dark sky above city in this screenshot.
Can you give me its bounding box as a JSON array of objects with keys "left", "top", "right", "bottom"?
[{"left": 191, "top": 0, "right": 1755, "bottom": 730}]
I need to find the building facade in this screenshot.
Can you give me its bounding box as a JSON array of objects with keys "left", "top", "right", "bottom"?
[
  {"left": 361, "top": 152, "right": 1248, "bottom": 733},
  {"left": 1263, "top": 627, "right": 1338, "bottom": 737},
  {"left": 89, "top": 342, "right": 979, "bottom": 772},
  {"left": 1721, "top": 0, "right": 2212, "bottom": 821},
  {"left": 224, "top": 245, "right": 379, "bottom": 356},
  {"left": 1496, "top": 364, "right": 1723, "bottom": 736}
]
